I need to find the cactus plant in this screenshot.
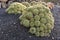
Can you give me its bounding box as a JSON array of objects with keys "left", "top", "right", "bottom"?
[
  {"left": 22, "top": 2, "right": 30, "bottom": 7},
  {"left": 19, "top": 2, "right": 54, "bottom": 37},
  {"left": 6, "top": 2, "right": 26, "bottom": 14},
  {"left": 30, "top": 1, "right": 37, "bottom": 6}
]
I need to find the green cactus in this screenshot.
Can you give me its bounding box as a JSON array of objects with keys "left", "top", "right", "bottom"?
[
  {"left": 34, "top": 15, "right": 40, "bottom": 21},
  {"left": 32, "top": 9, "right": 39, "bottom": 15},
  {"left": 30, "top": 1, "right": 37, "bottom": 6},
  {"left": 29, "top": 27, "right": 36, "bottom": 34},
  {"left": 30, "top": 18, "right": 34, "bottom": 22},
  {"left": 22, "top": 2, "right": 30, "bottom": 7},
  {"left": 19, "top": 3, "right": 54, "bottom": 37},
  {"left": 40, "top": 18, "right": 47, "bottom": 24},
  {"left": 40, "top": 32, "right": 45, "bottom": 37},
  {"left": 34, "top": 21, "right": 40, "bottom": 27},
  {"left": 35, "top": 32, "right": 40, "bottom": 37},
  {"left": 6, "top": 2, "right": 26, "bottom": 14},
  {"left": 39, "top": 13, "right": 44, "bottom": 17},
  {"left": 30, "top": 22, "right": 34, "bottom": 27},
  {"left": 26, "top": 12, "right": 33, "bottom": 19},
  {"left": 22, "top": 19, "right": 29, "bottom": 27}
]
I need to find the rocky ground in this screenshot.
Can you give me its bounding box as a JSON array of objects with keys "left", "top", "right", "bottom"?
[{"left": 0, "top": 5, "right": 60, "bottom": 40}]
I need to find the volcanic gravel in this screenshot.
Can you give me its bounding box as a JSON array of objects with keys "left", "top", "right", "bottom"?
[{"left": 0, "top": 5, "right": 60, "bottom": 40}]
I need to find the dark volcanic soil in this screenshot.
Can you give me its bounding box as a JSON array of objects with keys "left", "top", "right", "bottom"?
[{"left": 0, "top": 5, "right": 60, "bottom": 40}]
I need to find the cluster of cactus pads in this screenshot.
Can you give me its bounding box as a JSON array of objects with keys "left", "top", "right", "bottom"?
[
  {"left": 19, "top": 4, "right": 54, "bottom": 37},
  {"left": 6, "top": 2, "right": 26, "bottom": 14},
  {"left": 6, "top": 1, "right": 47, "bottom": 14},
  {"left": 22, "top": 2, "right": 30, "bottom": 7},
  {"left": 6, "top": 1, "right": 54, "bottom": 37}
]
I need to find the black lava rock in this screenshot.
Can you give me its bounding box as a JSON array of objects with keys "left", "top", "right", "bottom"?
[{"left": 0, "top": 5, "right": 60, "bottom": 40}]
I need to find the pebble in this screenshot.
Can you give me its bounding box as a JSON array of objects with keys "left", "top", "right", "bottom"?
[
  {"left": 54, "top": 29, "right": 56, "bottom": 31},
  {"left": 29, "top": 36, "right": 32, "bottom": 38},
  {"left": 13, "top": 22, "right": 16, "bottom": 24},
  {"left": 5, "top": 34, "right": 8, "bottom": 36},
  {"left": 2, "top": 32, "right": 3, "bottom": 34},
  {"left": 52, "top": 36, "right": 54, "bottom": 40},
  {"left": 9, "top": 30, "right": 11, "bottom": 32}
]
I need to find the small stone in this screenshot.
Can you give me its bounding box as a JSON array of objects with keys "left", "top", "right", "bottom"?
[
  {"left": 13, "top": 22, "right": 16, "bottom": 24},
  {"left": 52, "top": 36, "right": 54, "bottom": 40},
  {"left": 54, "top": 29, "right": 56, "bottom": 31},
  {"left": 2, "top": 32, "right": 3, "bottom": 34},
  {"left": 5, "top": 34, "right": 8, "bottom": 36},
  {"left": 29, "top": 36, "right": 32, "bottom": 38},
  {"left": 9, "top": 30, "right": 11, "bottom": 32}
]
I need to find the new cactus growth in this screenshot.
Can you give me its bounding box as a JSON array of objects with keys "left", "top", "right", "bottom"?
[
  {"left": 34, "top": 21, "right": 40, "bottom": 27},
  {"left": 6, "top": 2, "right": 26, "bottom": 14},
  {"left": 26, "top": 12, "right": 33, "bottom": 19},
  {"left": 34, "top": 15, "right": 40, "bottom": 21},
  {"left": 29, "top": 27, "right": 36, "bottom": 34},
  {"left": 30, "top": 22, "right": 34, "bottom": 27},
  {"left": 22, "top": 19, "right": 29, "bottom": 27}
]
